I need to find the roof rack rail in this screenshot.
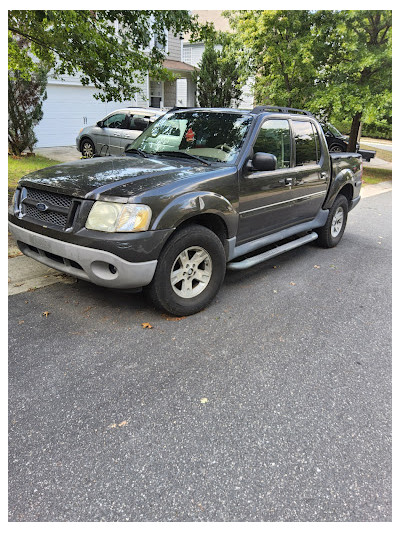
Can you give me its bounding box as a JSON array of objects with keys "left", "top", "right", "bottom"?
[{"left": 251, "top": 105, "right": 314, "bottom": 117}]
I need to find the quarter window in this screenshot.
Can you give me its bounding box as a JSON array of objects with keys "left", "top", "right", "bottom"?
[
  {"left": 253, "top": 119, "right": 291, "bottom": 169},
  {"left": 292, "top": 120, "right": 319, "bottom": 166}
]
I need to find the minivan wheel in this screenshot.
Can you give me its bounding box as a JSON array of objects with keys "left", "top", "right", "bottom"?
[
  {"left": 81, "top": 139, "right": 95, "bottom": 158},
  {"left": 145, "top": 224, "right": 226, "bottom": 316},
  {"left": 316, "top": 194, "right": 349, "bottom": 248}
]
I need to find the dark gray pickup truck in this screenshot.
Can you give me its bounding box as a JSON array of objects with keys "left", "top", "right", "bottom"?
[{"left": 9, "top": 106, "right": 362, "bottom": 315}]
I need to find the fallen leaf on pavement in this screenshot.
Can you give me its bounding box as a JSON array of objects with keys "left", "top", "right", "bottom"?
[
  {"left": 142, "top": 322, "right": 153, "bottom": 329},
  {"left": 118, "top": 420, "right": 128, "bottom": 427},
  {"left": 314, "top": 265, "right": 321, "bottom": 269},
  {"left": 290, "top": 281, "right": 296, "bottom": 286},
  {"left": 200, "top": 398, "right": 208, "bottom": 404},
  {"left": 18, "top": 320, "right": 24, "bottom": 325},
  {"left": 42, "top": 311, "right": 50, "bottom": 318}
]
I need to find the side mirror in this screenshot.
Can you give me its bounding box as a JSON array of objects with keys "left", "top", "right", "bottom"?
[
  {"left": 96, "top": 121, "right": 104, "bottom": 128},
  {"left": 250, "top": 152, "right": 277, "bottom": 171}
]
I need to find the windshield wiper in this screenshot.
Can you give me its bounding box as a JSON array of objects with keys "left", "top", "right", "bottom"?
[
  {"left": 125, "top": 147, "right": 149, "bottom": 158},
  {"left": 152, "top": 151, "right": 210, "bottom": 166}
]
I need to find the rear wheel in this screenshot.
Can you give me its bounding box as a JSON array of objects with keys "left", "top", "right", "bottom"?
[
  {"left": 145, "top": 224, "right": 226, "bottom": 316},
  {"left": 316, "top": 194, "right": 349, "bottom": 248}
]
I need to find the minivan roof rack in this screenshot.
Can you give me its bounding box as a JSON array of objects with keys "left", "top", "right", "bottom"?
[{"left": 251, "top": 105, "right": 314, "bottom": 117}]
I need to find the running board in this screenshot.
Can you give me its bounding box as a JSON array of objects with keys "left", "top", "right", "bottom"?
[{"left": 227, "top": 232, "right": 318, "bottom": 271}]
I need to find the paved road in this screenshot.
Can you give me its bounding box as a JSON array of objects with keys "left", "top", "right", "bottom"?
[
  {"left": 8, "top": 193, "right": 392, "bottom": 521},
  {"left": 361, "top": 141, "right": 392, "bottom": 152}
]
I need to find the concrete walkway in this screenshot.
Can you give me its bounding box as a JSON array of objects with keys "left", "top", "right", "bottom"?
[
  {"left": 363, "top": 157, "right": 392, "bottom": 170},
  {"left": 35, "top": 146, "right": 81, "bottom": 162}
]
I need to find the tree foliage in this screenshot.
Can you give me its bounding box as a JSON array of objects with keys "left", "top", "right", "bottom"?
[
  {"left": 194, "top": 32, "right": 248, "bottom": 107},
  {"left": 8, "top": 63, "right": 48, "bottom": 155},
  {"left": 226, "top": 10, "right": 392, "bottom": 150},
  {"left": 8, "top": 10, "right": 197, "bottom": 102}
]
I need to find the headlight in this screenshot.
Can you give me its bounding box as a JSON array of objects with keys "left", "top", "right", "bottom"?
[{"left": 85, "top": 201, "right": 152, "bottom": 232}]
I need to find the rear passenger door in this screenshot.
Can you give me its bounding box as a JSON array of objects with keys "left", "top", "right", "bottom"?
[{"left": 289, "top": 119, "right": 329, "bottom": 223}]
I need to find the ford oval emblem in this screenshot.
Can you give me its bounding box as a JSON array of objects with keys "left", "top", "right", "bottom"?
[{"left": 36, "top": 202, "right": 48, "bottom": 212}]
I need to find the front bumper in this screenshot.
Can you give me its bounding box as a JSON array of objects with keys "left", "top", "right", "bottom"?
[{"left": 9, "top": 222, "right": 157, "bottom": 289}]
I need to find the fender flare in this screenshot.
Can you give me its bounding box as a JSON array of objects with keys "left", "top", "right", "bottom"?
[
  {"left": 151, "top": 191, "right": 239, "bottom": 239},
  {"left": 323, "top": 168, "right": 356, "bottom": 209}
]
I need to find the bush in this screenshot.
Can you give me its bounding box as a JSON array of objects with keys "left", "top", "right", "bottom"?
[{"left": 8, "top": 67, "right": 48, "bottom": 155}]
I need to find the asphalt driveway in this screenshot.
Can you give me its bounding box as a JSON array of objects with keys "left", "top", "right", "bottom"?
[{"left": 8, "top": 192, "right": 392, "bottom": 521}]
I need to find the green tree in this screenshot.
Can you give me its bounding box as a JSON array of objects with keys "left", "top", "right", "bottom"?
[
  {"left": 195, "top": 32, "right": 247, "bottom": 107},
  {"left": 8, "top": 10, "right": 197, "bottom": 102},
  {"left": 227, "top": 10, "right": 392, "bottom": 150},
  {"left": 8, "top": 62, "right": 48, "bottom": 155},
  {"left": 313, "top": 10, "right": 392, "bottom": 150},
  {"left": 226, "top": 10, "right": 317, "bottom": 108}
]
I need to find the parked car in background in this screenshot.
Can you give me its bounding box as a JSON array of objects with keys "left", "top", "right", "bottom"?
[
  {"left": 76, "top": 107, "right": 166, "bottom": 158},
  {"left": 321, "top": 122, "right": 375, "bottom": 162}
]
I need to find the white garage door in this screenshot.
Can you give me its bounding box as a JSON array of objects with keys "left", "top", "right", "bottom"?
[{"left": 34, "top": 84, "right": 138, "bottom": 148}]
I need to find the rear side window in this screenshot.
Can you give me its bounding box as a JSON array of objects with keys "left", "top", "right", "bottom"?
[
  {"left": 253, "top": 119, "right": 291, "bottom": 168},
  {"left": 292, "top": 120, "right": 319, "bottom": 166},
  {"left": 312, "top": 123, "right": 321, "bottom": 162}
]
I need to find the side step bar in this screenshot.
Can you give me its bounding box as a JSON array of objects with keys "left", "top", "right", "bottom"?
[{"left": 227, "top": 232, "right": 318, "bottom": 271}]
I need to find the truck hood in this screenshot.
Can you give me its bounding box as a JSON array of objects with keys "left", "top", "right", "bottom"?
[{"left": 19, "top": 155, "right": 215, "bottom": 199}]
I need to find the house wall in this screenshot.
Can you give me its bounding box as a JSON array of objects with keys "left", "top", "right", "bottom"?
[{"left": 167, "top": 31, "right": 182, "bottom": 61}]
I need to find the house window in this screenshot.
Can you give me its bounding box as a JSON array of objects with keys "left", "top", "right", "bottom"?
[
  {"left": 150, "top": 80, "right": 163, "bottom": 108},
  {"left": 183, "top": 47, "right": 192, "bottom": 64}
]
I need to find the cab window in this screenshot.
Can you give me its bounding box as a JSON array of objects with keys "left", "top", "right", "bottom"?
[
  {"left": 292, "top": 120, "right": 319, "bottom": 166},
  {"left": 253, "top": 119, "right": 291, "bottom": 169}
]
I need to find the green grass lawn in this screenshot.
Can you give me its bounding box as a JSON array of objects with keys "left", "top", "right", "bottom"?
[{"left": 362, "top": 167, "right": 392, "bottom": 185}]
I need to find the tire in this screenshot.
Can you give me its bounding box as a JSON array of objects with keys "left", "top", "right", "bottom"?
[
  {"left": 81, "top": 138, "right": 95, "bottom": 158},
  {"left": 329, "top": 144, "right": 344, "bottom": 153},
  {"left": 316, "top": 194, "right": 349, "bottom": 248},
  {"left": 145, "top": 224, "right": 226, "bottom": 316}
]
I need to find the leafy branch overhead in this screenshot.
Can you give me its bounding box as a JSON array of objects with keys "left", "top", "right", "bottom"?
[
  {"left": 226, "top": 9, "right": 391, "bottom": 150},
  {"left": 8, "top": 10, "right": 197, "bottom": 102}
]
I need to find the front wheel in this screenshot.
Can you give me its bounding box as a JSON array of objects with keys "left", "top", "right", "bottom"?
[
  {"left": 316, "top": 194, "right": 349, "bottom": 248},
  {"left": 145, "top": 224, "right": 226, "bottom": 316},
  {"left": 81, "top": 139, "right": 95, "bottom": 158}
]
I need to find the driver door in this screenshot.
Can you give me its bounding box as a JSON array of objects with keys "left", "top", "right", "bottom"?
[{"left": 237, "top": 118, "right": 295, "bottom": 243}]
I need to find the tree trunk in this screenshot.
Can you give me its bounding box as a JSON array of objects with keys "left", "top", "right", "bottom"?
[{"left": 347, "top": 111, "right": 362, "bottom": 152}]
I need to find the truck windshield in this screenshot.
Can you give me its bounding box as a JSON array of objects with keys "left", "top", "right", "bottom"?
[{"left": 126, "top": 111, "right": 253, "bottom": 163}]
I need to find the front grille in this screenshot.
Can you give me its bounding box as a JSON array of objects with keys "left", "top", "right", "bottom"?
[
  {"left": 26, "top": 188, "right": 72, "bottom": 209},
  {"left": 18, "top": 187, "right": 78, "bottom": 230},
  {"left": 24, "top": 204, "right": 69, "bottom": 227}
]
